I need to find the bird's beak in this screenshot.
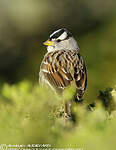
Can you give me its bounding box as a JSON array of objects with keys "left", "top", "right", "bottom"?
[{"left": 43, "top": 40, "right": 54, "bottom": 46}]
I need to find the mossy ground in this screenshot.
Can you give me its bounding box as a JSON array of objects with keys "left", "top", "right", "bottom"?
[{"left": 0, "top": 81, "right": 116, "bottom": 150}]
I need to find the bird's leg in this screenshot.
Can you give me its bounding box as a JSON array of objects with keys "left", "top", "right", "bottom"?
[
  {"left": 64, "top": 100, "right": 76, "bottom": 122},
  {"left": 64, "top": 101, "right": 72, "bottom": 118}
]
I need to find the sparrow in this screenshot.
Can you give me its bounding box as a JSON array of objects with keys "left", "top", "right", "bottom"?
[{"left": 39, "top": 28, "right": 87, "bottom": 119}]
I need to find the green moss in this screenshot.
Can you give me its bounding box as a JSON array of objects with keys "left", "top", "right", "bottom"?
[{"left": 0, "top": 81, "right": 116, "bottom": 150}]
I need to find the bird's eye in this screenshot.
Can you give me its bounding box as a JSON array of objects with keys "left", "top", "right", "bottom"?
[{"left": 57, "top": 39, "right": 61, "bottom": 43}]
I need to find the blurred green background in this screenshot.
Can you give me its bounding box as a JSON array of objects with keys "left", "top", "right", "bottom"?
[{"left": 0, "top": 0, "right": 116, "bottom": 148}]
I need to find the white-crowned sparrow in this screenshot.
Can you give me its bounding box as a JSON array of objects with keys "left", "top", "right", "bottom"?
[{"left": 39, "top": 28, "right": 87, "bottom": 118}]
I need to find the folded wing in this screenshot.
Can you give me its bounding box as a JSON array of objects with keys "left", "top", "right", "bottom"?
[{"left": 39, "top": 50, "right": 87, "bottom": 99}]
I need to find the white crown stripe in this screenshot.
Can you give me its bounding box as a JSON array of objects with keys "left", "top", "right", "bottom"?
[
  {"left": 58, "top": 32, "right": 67, "bottom": 40},
  {"left": 50, "top": 29, "right": 62, "bottom": 38}
]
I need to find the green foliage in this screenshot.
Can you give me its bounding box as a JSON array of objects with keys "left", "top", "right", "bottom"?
[
  {"left": 0, "top": 81, "right": 116, "bottom": 150},
  {"left": 98, "top": 88, "right": 116, "bottom": 113}
]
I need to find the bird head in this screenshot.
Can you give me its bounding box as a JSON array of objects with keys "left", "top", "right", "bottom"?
[{"left": 43, "top": 28, "right": 79, "bottom": 52}]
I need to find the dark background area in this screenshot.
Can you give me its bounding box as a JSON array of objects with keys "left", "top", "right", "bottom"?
[{"left": 0, "top": 0, "right": 116, "bottom": 101}]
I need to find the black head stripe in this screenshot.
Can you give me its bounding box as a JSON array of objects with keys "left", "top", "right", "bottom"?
[
  {"left": 66, "top": 31, "right": 72, "bottom": 39},
  {"left": 50, "top": 29, "right": 65, "bottom": 40},
  {"left": 49, "top": 28, "right": 72, "bottom": 40}
]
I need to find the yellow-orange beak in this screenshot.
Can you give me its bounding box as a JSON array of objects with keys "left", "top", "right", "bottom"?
[{"left": 43, "top": 40, "right": 54, "bottom": 46}]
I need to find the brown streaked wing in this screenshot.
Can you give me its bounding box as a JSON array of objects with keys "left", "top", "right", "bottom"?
[
  {"left": 74, "top": 56, "right": 87, "bottom": 99},
  {"left": 39, "top": 50, "right": 74, "bottom": 92},
  {"left": 39, "top": 50, "right": 87, "bottom": 98}
]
